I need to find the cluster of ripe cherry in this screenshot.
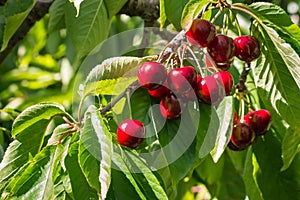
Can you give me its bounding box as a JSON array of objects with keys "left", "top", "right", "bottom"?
[{"left": 116, "top": 19, "right": 271, "bottom": 150}]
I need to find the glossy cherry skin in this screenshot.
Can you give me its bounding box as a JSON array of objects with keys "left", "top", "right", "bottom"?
[
  {"left": 148, "top": 81, "right": 170, "bottom": 98},
  {"left": 231, "top": 123, "right": 255, "bottom": 150},
  {"left": 196, "top": 75, "right": 224, "bottom": 105},
  {"left": 186, "top": 19, "right": 216, "bottom": 47},
  {"left": 206, "top": 54, "right": 232, "bottom": 71},
  {"left": 160, "top": 93, "right": 184, "bottom": 119},
  {"left": 228, "top": 141, "right": 244, "bottom": 151},
  {"left": 117, "top": 119, "right": 145, "bottom": 148},
  {"left": 207, "top": 34, "right": 236, "bottom": 64},
  {"left": 234, "top": 36, "right": 260, "bottom": 63},
  {"left": 213, "top": 71, "right": 234, "bottom": 96},
  {"left": 244, "top": 109, "right": 272, "bottom": 135},
  {"left": 138, "top": 62, "right": 167, "bottom": 90},
  {"left": 167, "top": 66, "right": 197, "bottom": 94}
]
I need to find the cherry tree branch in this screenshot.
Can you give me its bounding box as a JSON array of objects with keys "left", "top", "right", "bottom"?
[
  {"left": 0, "top": 0, "right": 53, "bottom": 65},
  {"left": 237, "top": 62, "right": 251, "bottom": 92},
  {"left": 100, "top": 81, "right": 139, "bottom": 115}
]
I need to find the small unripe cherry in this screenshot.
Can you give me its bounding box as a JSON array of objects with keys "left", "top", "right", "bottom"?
[
  {"left": 244, "top": 109, "right": 272, "bottom": 135},
  {"left": 138, "top": 62, "right": 167, "bottom": 90},
  {"left": 167, "top": 66, "right": 197, "bottom": 94},
  {"left": 186, "top": 19, "right": 216, "bottom": 47},
  {"left": 234, "top": 35, "right": 260, "bottom": 63},
  {"left": 117, "top": 119, "right": 145, "bottom": 148}
]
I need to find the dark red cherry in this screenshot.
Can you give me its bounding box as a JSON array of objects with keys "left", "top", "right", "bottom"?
[
  {"left": 148, "top": 81, "right": 170, "bottom": 98},
  {"left": 206, "top": 53, "right": 232, "bottom": 71},
  {"left": 167, "top": 66, "right": 197, "bottom": 94},
  {"left": 213, "top": 71, "right": 234, "bottom": 96},
  {"left": 196, "top": 75, "right": 224, "bottom": 105},
  {"left": 207, "top": 34, "right": 236, "bottom": 64},
  {"left": 244, "top": 109, "right": 272, "bottom": 135},
  {"left": 228, "top": 141, "right": 244, "bottom": 151},
  {"left": 230, "top": 123, "right": 255, "bottom": 149},
  {"left": 234, "top": 36, "right": 260, "bottom": 63},
  {"left": 186, "top": 19, "right": 216, "bottom": 47},
  {"left": 160, "top": 93, "right": 184, "bottom": 119},
  {"left": 117, "top": 119, "right": 145, "bottom": 148},
  {"left": 138, "top": 62, "right": 167, "bottom": 90}
]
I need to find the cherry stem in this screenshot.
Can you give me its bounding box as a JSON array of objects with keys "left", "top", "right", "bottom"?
[
  {"left": 100, "top": 81, "right": 139, "bottom": 115},
  {"left": 57, "top": 128, "right": 77, "bottom": 145},
  {"left": 196, "top": 2, "right": 211, "bottom": 19},
  {"left": 237, "top": 62, "right": 251, "bottom": 92},
  {"left": 126, "top": 89, "right": 133, "bottom": 120},
  {"left": 186, "top": 46, "right": 204, "bottom": 77},
  {"left": 157, "top": 30, "right": 187, "bottom": 63}
]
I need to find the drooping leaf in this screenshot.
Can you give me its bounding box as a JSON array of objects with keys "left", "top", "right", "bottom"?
[
  {"left": 0, "top": 103, "right": 68, "bottom": 190},
  {"left": 250, "top": 21, "right": 300, "bottom": 170},
  {"left": 79, "top": 105, "right": 113, "bottom": 199},
  {"left": 65, "top": 142, "right": 99, "bottom": 200},
  {"left": 181, "top": 0, "right": 211, "bottom": 30},
  {"left": 83, "top": 56, "right": 151, "bottom": 97},
  {"left": 112, "top": 146, "right": 167, "bottom": 200},
  {"left": 1, "top": 0, "right": 36, "bottom": 51},
  {"left": 149, "top": 107, "right": 197, "bottom": 185},
  {"left": 210, "top": 97, "right": 234, "bottom": 163},
  {"left": 12, "top": 103, "right": 68, "bottom": 137},
  {"left": 197, "top": 104, "right": 220, "bottom": 158}
]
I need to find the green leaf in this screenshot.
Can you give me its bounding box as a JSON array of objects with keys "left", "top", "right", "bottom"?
[
  {"left": 66, "top": 0, "right": 127, "bottom": 58},
  {"left": 12, "top": 103, "right": 67, "bottom": 137},
  {"left": 112, "top": 146, "right": 167, "bottom": 200},
  {"left": 217, "top": 152, "right": 246, "bottom": 200},
  {"left": 181, "top": 0, "right": 211, "bottom": 30},
  {"left": 48, "top": 0, "right": 66, "bottom": 33},
  {"left": 79, "top": 105, "right": 113, "bottom": 199},
  {"left": 84, "top": 56, "right": 150, "bottom": 97},
  {"left": 153, "top": 109, "right": 197, "bottom": 185},
  {"left": 197, "top": 104, "right": 220, "bottom": 158},
  {"left": 250, "top": 23, "right": 300, "bottom": 170},
  {"left": 65, "top": 142, "right": 99, "bottom": 199},
  {"left": 210, "top": 97, "right": 234, "bottom": 163},
  {"left": 1, "top": 0, "right": 36, "bottom": 51},
  {"left": 1, "top": 145, "right": 64, "bottom": 199},
  {"left": 104, "top": 0, "right": 128, "bottom": 18},
  {"left": 244, "top": 132, "right": 300, "bottom": 199},
  {"left": 164, "top": 0, "right": 189, "bottom": 30},
  {"left": 0, "top": 103, "right": 67, "bottom": 190}
]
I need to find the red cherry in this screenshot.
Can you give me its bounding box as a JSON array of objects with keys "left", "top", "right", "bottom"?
[
  {"left": 196, "top": 75, "right": 224, "bottom": 105},
  {"left": 148, "top": 81, "right": 170, "bottom": 98},
  {"left": 228, "top": 141, "right": 244, "bottom": 151},
  {"left": 230, "top": 123, "right": 255, "bottom": 149},
  {"left": 167, "top": 66, "right": 197, "bottom": 94},
  {"left": 138, "top": 62, "right": 167, "bottom": 90},
  {"left": 213, "top": 71, "right": 234, "bottom": 96},
  {"left": 206, "top": 54, "right": 232, "bottom": 71},
  {"left": 186, "top": 19, "right": 216, "bottom": 47},
  {"left": 234, "top": 36, "right": 260, "bottom": 63},
  {"left": 160, "top": 93, "right": 184, "bottom": 119},
  {"left": 207, "top": 34, "right": 236, "bottom": 64},
  {"left": 117, "top": 119, "right": 145, "bottom": 148},
  {"left": 244, "top": 109, "right": 272, "bottom": 135}
]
